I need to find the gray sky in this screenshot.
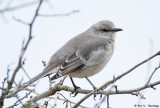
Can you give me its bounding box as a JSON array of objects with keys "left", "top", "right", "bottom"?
[{"left": 0, "top": 0, "right": 160, "bottom": 107}]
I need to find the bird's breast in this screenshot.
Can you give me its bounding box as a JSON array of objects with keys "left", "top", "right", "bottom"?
[{"left": 86, "top": 46, "right": 113, "bottom": 66}]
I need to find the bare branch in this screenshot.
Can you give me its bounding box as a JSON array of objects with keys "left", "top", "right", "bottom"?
[
  {"left": 0, "top": 0, "right": 41, "bottom": 13},
  {"left": 1, "top": 78, "right": 6, "bottom": 92},
  {"left": 12, "top": 16, "right": 29, "bottom": 25},
  {"left": 57, "top": 93, "right": 69, "bottom": 108},
  {"left": 21, "top": 66, "right": 31, "bottom": 80},
  {"left": 56, "top": 95, "right": 87, "bottom": 108},
  {"left": 22, "top": 84, "right": 90, "bottom": 108},
  {"left": 38, "top": 10, "right": 80, "bottom": 17},
  {"left": 8, "top": 0, "right": 43, "bottom": 92},
  {"left": 8, "top": 92, "right": 31, "bottom": 108},
  {"left": 15, "top": 95, "right": 24, "bottom": 106},
  {"left": 146, "top": 61, "right": 160, "bottom": 85},
  {"left": 59, "top": 76, "right": 67, "bottom": 85},
  {"left": 48, "top": 76, "right": 53, "bottom": 89},
  {"left": 0, "top": 1, "right": 43, "bottom": 107},
  {"left": 20, "top": 78, "right": 160, "bottom": 108}
]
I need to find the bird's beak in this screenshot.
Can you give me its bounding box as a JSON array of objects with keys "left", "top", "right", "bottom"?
[{"left": 113, "top": 28, "right": 123, "bottom": 32}]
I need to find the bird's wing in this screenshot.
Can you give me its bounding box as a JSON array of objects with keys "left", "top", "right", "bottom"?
[{"left": 58, "top": 51, "right": 85, "bottom": 76}]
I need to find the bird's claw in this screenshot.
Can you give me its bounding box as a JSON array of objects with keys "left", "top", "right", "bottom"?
[
  {"left": 93, "top": 94, "right": 97, "bottom": 101},
  {"left": 93, "top": 87, "right": 103, "bottom": 101},
  {"left": 70, "top": 86, "right": 80, "bottom": 97},
  {"left": 93, "top": 93, "right": 103, "bottom": 101},
  {"left": 99, "top": 94, "right": 102, "bottom": 100},
  {"left": 70, "top": 90, "right": 78, "bottom": 97}
]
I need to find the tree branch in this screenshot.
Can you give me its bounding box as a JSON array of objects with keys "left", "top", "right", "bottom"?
[
  {"left": 8, "top": 0, "right": 43, "bottom": 93},
  {"left": 38, "top": 10, "right": 80, "bottom": 17},
  {"left": 0, "top": 0, "right": 42, "bottom": 13},
  {"left": 146, "top": 61, "right": 160, "bottom": 85},
  {"left": 21, "top": 79, "right": 160, "bottom": 107},
  {"left": 9, "top": 92, "right": 31, "bottom": 108},
  {"left": 0, "top": 0, "right": 43, "bottom": 107}
]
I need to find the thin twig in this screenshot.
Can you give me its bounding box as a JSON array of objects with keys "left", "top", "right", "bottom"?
[
  {"left": 38, "top": 10, "right": 80, "bottom": 17},
  {"left": 0, "top": 0, "right": 43, "bottom": 13},
  {"left": 8, "top": 92, "right": 31, "bottom": 108},
  {"left": 21, "top": 66, "right": 31, "bottom": 80},
  {"left": 57, "top": 93, "right": 68, "bottom": 108},
  {"left": 22, "top": 84, "right": 89, "bottom": 108},
  {"left": 12, "top": 16, "right": 29, "bottom": 25},
  {"left": 59, "top": 76, "right": 67, "bottom": 85},
  {"left": 146, "top": 61, "right": 160, "bottom": 85},
  {"left": 15, "top": 95, "right": 24, "bottom": 106},
  {"left": 48, "top": 76, "right": 52, "bottom": 88}
]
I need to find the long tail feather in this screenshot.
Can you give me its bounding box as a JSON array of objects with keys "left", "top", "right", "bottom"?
[{"left": 26, "top": 71, "right": 49, "bottom": 85}]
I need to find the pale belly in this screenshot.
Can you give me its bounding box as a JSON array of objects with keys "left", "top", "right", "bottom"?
[{"left": 68, "top": 61, "right": 107, "bottom": 78}]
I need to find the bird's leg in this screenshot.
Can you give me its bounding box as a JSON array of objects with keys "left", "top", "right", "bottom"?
[
  {"left": 85, "top": 77, "right": 102, "bottom": 100},
  {"left": 85, "top": 77, "right": 96, "bottom": 90},
  {"left": 69, "top": 77, "right": 80, "bottom": 97}
]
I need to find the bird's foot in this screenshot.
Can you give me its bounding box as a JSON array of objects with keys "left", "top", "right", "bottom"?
[
  {"left": 70, "top": 85, "right": 80, "bottom": 97},
  {"left": 93, "top": 87, "right": 103, "bottom": 101}
]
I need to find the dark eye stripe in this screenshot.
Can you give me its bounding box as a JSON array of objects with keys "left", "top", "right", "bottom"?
[{"left": 101, "top": 29, "right": 108, "bottom": 32}]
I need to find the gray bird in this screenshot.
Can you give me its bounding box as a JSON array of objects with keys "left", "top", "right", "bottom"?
[{"left": 26, "top": 20, "right": 122, "bottom": 95}]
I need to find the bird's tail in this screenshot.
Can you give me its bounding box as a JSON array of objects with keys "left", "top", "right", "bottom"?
[
  {"left": 26, "top": 70, "right": 49, "bottom": 85},
  {"left": 25, "top": 66, "right": 62, "bottom": 85}
]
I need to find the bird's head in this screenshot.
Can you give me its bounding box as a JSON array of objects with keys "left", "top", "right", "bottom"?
[{"left": 90, "top": 20, "right": 123, "bottom": 40}]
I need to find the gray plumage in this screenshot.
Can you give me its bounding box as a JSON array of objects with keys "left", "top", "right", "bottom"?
[{"left": 26, "top": 20, "right": 122, "bottom": 85}]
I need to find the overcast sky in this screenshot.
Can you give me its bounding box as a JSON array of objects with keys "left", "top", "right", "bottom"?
[{"left": 0, "top": 0, "right": 160, "bottom": 107}]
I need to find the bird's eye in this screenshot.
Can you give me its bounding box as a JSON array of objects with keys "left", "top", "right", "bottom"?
[{"left": 101, "top": 29, "right": 108, "bottom": 32}]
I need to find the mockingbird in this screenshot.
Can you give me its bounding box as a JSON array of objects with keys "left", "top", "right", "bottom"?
[{"left": 26, "top": 20, "right": 122, "bottom": 97}]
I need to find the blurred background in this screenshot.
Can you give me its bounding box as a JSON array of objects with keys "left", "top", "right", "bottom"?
[{"left": 0, "top": 0, "right": 160, "bottom": 107}]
